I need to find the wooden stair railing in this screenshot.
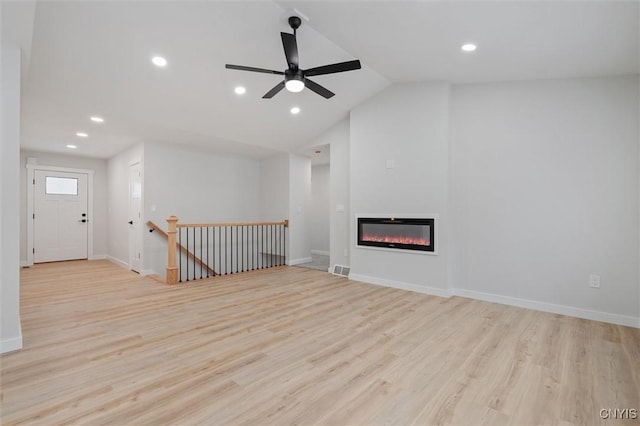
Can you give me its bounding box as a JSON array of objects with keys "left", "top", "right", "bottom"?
[
  {"left": 163, "top": 216, "right": 289, "bottom": 285},
  {"left": 147, "top": 220, "right": 217, "bottom": 282}
]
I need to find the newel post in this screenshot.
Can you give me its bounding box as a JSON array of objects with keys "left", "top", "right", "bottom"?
[{"left": 166, "top": 215, "right": 179, "bottom": 285}]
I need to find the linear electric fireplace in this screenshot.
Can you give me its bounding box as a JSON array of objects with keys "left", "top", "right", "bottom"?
[{"left": 357, "top": 217, "right": 435, "bottom": 253}]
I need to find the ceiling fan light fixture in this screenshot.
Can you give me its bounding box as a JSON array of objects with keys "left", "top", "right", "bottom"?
[{"left": 285, "top": 78, "right": 305, "bottom": 93}]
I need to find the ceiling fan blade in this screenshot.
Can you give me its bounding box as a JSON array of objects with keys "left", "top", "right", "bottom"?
[
  {"left": 305, "top": 78, "right": 335, "bottom": 99},
  {"left": 225, "top": 64, "right": 284, "bottom": 75},
  {"left": 262, "top": 81, "right": 286, "bottom": 99},
  {"left": 281, "top": 32, "right": 299, "bottom": 70},
  {"left": 304, "top": 60, "right": 362, "bottom": 77}
]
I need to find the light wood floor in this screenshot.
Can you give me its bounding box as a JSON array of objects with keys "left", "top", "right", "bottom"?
[{"left": 1, "top": 260, "right": 638, "bottom": 425}]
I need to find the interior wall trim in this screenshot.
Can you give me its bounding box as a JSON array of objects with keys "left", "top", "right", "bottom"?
[{"left": 348, "top": 273, "right": 639, "bottom": 328}]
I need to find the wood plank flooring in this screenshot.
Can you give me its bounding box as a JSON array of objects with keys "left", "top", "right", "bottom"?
[{"left": 1, "top": 260, "right": 638, "bottom": 425}]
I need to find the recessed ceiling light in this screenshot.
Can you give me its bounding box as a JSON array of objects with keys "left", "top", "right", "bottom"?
[
  {"left": 90, "top": 116, "right": 104, "bottom": 123},
  {"left": 290, "top": 107, "right": 300, "bottom": 115},
  {"left": 461, "top": 43, "right": 477, "bottom": 52},
  {"left": 234, "top": 86, "right": 246, "bottom": 95},
  {"left": 66, "top": 144, "right": 77, "bottom": 149},
  {"left": 152, "top": 56, "right": 168, "bottom": 67},
  {"left": 76, "top": 132, "right": 88, "bottom": 137}
]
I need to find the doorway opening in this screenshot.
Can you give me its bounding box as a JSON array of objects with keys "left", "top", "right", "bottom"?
[{"left": 296, "top": 145, "right": 330, "bottom": 272}]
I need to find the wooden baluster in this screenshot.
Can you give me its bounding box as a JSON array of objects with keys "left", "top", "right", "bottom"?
[{"left": 166, "top": 215, "right": 179, "bottom": 285}]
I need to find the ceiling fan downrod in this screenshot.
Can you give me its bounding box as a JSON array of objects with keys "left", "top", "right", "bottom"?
[{"left": 288, "top": 16, "right": 302, "bottom": 36}]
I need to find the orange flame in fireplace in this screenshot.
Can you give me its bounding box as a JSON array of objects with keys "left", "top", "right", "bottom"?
[{"left": 362, "top": 235, "right": 430, "bottom": 246}]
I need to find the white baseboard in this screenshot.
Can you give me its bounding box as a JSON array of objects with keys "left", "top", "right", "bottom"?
[
  {"left": 288, "top": 257, "right": 313, "bottom": 266},
  {"left": 107, "top": 256, "right": 129, "bottom": 269},
  {"left": 23, "top": 256, "right": 108, "bottom": 266},
  {"left": 106, "top": 257, "right": 157, "bottom": 277},
  {"left": 1, "top": 335, "right": 23, "bottom": 354},
  {"left": 311, "top": 250, "right": 330, "bottom": 256},
  {"left": 346, "top": 273, "right": 639, "bottom": 328},
  {"left": 349, "top": 273, "right": 453, "bottom": 299},
  {"left": 452, "top": 288, "right": 640, "bottom": 328}
]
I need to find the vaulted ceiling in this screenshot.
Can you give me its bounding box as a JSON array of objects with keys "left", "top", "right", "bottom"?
[{"left": 3, "top": 1, "right": 638, "bottom": 159}]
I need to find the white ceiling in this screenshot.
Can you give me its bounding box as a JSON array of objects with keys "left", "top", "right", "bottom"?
[
  {"left": 280, "top": 1, "right": 640, "bottom": 83},
  {"left": 3, "top": 1, "right": 639, "bottom": 160}
]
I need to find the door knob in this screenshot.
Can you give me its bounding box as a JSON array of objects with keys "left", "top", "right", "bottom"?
[
  {"left": 128, "top": 221, "right": 134, "bottom": 225},
  {"left": 78, "top": 219, "right": 87, "bottom": 223}
]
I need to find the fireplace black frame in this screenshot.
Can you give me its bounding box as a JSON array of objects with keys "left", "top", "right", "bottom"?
[{"left": 357, "top": 217, "right": 435, "bottom": 252}]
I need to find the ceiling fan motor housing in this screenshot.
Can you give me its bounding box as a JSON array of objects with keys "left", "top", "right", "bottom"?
[
  {"left": 285, "top": 69, "right": 304, "bottom": 82},
  {"left": 285, "top": 69, "right": 305, "bottom": 92}
]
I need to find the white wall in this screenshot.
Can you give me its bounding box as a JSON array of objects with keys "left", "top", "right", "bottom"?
[
  {"left": 288, "top": 154, "right": 312, "bottom": 264},
  {"left": 107, "top": 143, "right": 144, "bottom": 267},
  {"left": 450, "top": 76, "right": 640, "bottom": 326},
  {"left": 20, "top": 150, "right": 109, "bottom": 263},
  {"left": 143, "top": 141, "right": 262, "bottom": 276},
  {"left": 1, "top": 43, "right": 23, "bottom": 353},
  {"left": 260, "top": 153, "right": 289, "bottom": 222},
  {"left": 310, "top": 164, "right": 330, "bottom": 254},
  {"left": 350, "top": 83, "right": 451, "bottom": 296},
  {"left": 259, "top": 153, "right": 290, "bottom": 264},
  {"left": 328, "top": 119, "right": 351, "bottom": 270}
]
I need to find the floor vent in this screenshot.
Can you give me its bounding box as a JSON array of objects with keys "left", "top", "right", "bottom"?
[{"left": 332, "top": 264, "right": 350, "bottom": 277}]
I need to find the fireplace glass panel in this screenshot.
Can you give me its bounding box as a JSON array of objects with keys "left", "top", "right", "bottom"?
[{"left": 357, "top": 218, "right": 435, "bottom": 252}]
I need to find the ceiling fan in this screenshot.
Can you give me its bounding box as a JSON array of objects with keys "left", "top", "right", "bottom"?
[{"left": 225, "top": 16, "right": 361, "bottom": 99}]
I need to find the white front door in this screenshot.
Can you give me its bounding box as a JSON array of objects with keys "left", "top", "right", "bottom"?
[
  {"left": 128, "top": 162, "right": 142, "bottom": 273},
  {"left": 34, "top": 170, "right": 88, "bottom": 263}
]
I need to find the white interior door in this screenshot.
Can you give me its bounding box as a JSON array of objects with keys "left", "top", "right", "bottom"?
[
  {"left": 34, "top": 170, "right": 88, "bottom": 263},
  {"left": 129, "top": 162, "right": 143, "bottom": 273}
]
